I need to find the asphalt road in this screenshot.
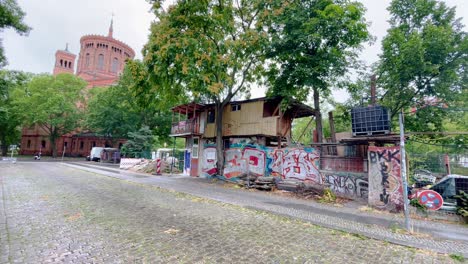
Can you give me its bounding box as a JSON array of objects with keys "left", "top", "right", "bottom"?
[{"left": 0, "top": 162, "right": 459, "bottom": 263}]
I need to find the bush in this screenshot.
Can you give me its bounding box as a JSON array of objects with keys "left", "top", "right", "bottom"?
[
  {"left": 410, "top": 199, "right": 427, "bottom": 212},
  {"left": 455, "top": 190, "right": 468, "bottom": 217}
]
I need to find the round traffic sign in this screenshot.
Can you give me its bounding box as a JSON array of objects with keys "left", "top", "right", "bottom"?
[{"left": 418, "top": 190, "right": 444, "bottom": 211}]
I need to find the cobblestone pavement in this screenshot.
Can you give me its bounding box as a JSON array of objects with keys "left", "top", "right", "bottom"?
[
  {"left": 0, "top": 163, "right": 462, "bottom": 263},
  {"left": 66, "top": 162, "right": 468, "bottom": 256}
]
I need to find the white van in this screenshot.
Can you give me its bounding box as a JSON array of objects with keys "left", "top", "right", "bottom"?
[{"left": 87, "top": 147, "right": 105, "bottom": 162}]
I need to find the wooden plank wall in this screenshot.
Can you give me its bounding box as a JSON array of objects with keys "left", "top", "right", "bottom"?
[{"left": 203, "top": 101, "right": 282, "bottom": 138}]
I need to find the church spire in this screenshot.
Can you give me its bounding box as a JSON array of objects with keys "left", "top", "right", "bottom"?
[{"left": 108, "top": 14, "right": 114, "bottom": 38}]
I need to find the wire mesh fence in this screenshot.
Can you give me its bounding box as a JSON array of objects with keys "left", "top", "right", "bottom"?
[{"left": 406, "top": 142, "right": 467, "bottom": 221}]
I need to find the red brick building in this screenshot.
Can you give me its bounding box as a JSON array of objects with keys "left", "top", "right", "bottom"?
[{"left": 20, "top": 20, "right": 135, "bottom": 157}]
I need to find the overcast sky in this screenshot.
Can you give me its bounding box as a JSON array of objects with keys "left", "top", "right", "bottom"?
[{"left": 2, "top": 0, "right": 467, "bottom": 101}]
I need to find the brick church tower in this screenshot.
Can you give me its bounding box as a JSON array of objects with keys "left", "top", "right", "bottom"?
[
  {"left": 75, "top": 19, "right": 135, "bottom": 87},
  {"left": 19, "top": 19, "right": 135, "bottom": 157},
  {"left": 52, "top": 44, "right": 76, "bottom": 75}
]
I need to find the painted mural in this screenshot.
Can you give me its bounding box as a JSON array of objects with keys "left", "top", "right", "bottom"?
[
  {"left": 322, "top": 171, "right": 368, "bottom": 199},
  {"left": 368, "top": 146, "right": 403, "bottom": 212}
]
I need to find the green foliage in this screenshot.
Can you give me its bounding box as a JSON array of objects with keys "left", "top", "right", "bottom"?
[
  {"left": 0, "top": 0, "right": 31, "bottom": 67},
  {"left": 319, "top": 188, "right": 337, "bottom": 203},
  {"left": 85, "top": 63, "right": 172, "bottom": 144},
  {"left": 143, "top": 0, "right": 268, "bottom": 173},
  {"left": 455, "top": 190, "right": 468, "bottom": 217},
  {"left": 449, "top": 253, "right": 465, "bottom": 263},
  {"left": 121, "top": 126, "right": 154, "bottom": 158},
  {"left": 262, "top": 0, "right": 370, "bottom": 142},
  {"left": 0, "top": 69, "right": 31, "bottom": 155},
  {"left": 378, "top": 0, "right": 467, "bottom": 131},
  {"left": 410, "top": 198, "right": 427, "bottom": 212},
  {"left": 12, "top": 73, "right": 86, "bottom": 157}
]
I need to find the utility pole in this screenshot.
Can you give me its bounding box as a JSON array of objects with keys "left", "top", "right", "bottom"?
[{"left": 399, "top": 110, "right": 411, "bottom": 231}]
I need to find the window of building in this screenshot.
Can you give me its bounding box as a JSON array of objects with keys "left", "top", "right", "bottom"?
[
  {"left": 64, "top": 142, "right": 68, "bottom": 148},
  {"left": 263, "top": 101, "right": 280, "bottom": 117},
  {"left": 207, "top": 110, "right": 215, "bottom": 123},
  {"left": 80, "top": 141, "right": 84, "bottom": 150},
  {"left": 27, "top": 140, "right": 31, "bottom": 148},
  {"left": 192, "top": 138, "right": 199, "bottom": 158},
  {"left": 92, "top": 141, "right": 96, "bottom": 147},
  {"left": 231, "top": 104, "right": 241, "bottom": 112},
  {"left": 85, "top": 53, "right": 90, "bottom": 68},
  {"left": 111, "top": 57, "right": 119, "bottom": 73},
  {"left": 97, "top": 54, "right": 104, "bottom": 70},
  {"left": 41, "top": 140, "right": 46, "bottom": 148},
  {"left": 60, "top": 59, "right": 63, "bottom": 67}
]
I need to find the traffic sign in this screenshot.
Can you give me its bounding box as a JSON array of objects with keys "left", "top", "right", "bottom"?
[{"left": 418, "top": 190, "right": 444, "bottom": 211}]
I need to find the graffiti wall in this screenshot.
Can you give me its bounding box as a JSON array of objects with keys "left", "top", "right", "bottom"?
[
  {"left": 322, "top": 171, "right": 368, "bottom": 200},
  {"left": 368, "top": 146, "right": 403, "bottom": 212},
  {"left": 201, "top": 146, "right": 217, "bottom": 176},
  {"left": 223, "top": 139, "right": 271, "bottom": 179},
  {"left": 201, "top": 139, "right": 321, "bottom": 183},
  {"left": 271, "top": 148, "right": 321, "bottom": 183}
]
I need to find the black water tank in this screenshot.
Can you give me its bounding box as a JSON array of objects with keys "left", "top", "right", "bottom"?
[{"left": 351, "top": 106, "right": 391, "bottom": 136}]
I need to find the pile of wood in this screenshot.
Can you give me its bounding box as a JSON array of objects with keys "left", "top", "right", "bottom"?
[
  {"left": 276, "top": 179, "right": 305, "bottom": 192},
  {"left": 236, "top": 174, "right": 276, "bottom": 190},
  {"left": 251, "top": 176, "right": 276, "bottom": 190}
]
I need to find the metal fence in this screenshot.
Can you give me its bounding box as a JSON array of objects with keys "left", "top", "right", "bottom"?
[{"left": 406, "top": 145, "right": 467, "bottom": 221}]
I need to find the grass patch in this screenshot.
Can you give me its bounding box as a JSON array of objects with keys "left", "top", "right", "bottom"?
[
  {"left": 351, "top": 233, "right": 368, "bottom": 240},
  {"left": 449, "top": 253, "right": 465, "bottom": 262}
]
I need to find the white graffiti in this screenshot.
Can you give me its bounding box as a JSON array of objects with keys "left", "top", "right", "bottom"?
[
  {"left": 243, "top": 147, "right": 266, "bottom": 176},
  {"left": 272, "top": 149, "right": 321, "bottom": 183},
  {"left": 202, "top": 147, "right": 217, "bottom": 176}
]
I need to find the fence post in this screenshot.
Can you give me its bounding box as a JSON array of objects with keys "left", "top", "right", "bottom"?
[{"left": 399, "top": 111, "right": 411, "bottom": 231}]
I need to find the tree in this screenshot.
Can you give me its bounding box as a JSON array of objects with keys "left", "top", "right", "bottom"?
[
  {"left": 0, "top": 69, "right": 31, "bottom": 155},
  {"left": 85, "top": 63, "right": 172, "bottom": 145},
  {"left": 377, "top": 0, "right": 467, "bottom": 131},
  {"left": 13, "top": 73, "right": 86, "bottom": 157},
  {"left": 263, "top": 0, "right": 370, "bottom": 143},
  {"left": 0, "top": 0, "right": 31, "bottom": 67},
  {"left": 121, "top": 126, "right": 154, "bottom": 158},
  {"left": 141, "top": 1, "right": 267, "bottom": 175}
]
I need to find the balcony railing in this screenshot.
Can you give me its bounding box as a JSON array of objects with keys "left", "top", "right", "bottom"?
[{"left": 170, "top": 119, "right": 199, "bottom": 135}]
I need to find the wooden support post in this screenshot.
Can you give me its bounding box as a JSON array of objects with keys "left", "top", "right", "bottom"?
[
  {"left": 297, "top": 117, "right": 314, "bottom": 143},
  {"left": 328, "top": 112, "right": 336, "bottom": 143}
]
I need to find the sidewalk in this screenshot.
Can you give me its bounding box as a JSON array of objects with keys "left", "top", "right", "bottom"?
[{"left": 64, "top": 162, "right": 468, "bottom": 257}]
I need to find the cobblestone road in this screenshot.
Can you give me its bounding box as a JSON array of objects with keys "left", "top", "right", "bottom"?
[{"left": 0, "top": 163, "right": 460, "bottom": 263}]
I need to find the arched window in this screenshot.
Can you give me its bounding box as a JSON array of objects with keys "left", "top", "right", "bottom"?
[
  {"left": 85, "top": 53, "right": 90, "bottom": 68},
  {"left": 111, "top": 57, "right": 119, "bottom": 73},
  {"left": 60, "top": 59, "right": 63, "bottom": 67},
  {"left": 97, "top": 54, "right": 104, "bottom": 70},
  {"left": 27, "top": 140, "right": 31, "bottom": 148}
]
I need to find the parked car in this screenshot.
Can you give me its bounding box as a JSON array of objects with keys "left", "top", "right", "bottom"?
[
  {"left": 86, "top": 147, "right": 105, "bottom": 162},
  {"left": 430, "top": 174, "right": 468, "bottom": 211}
]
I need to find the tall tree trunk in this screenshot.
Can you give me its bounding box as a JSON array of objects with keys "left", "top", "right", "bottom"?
[
  {"left": 0, "top": 135, "right": 7, "bottom": 156},
  {"left": 215, "top": 102, "right": 224, "bottom": 176},
  {"left": 313, "top": 87, "right": 323, "bottom": 143},
  {"left": 50, "top": 136, "right": 57, "bottom": 158},
  {"left": 50, "top": 128, "right": 58, "bottom": 158}
]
